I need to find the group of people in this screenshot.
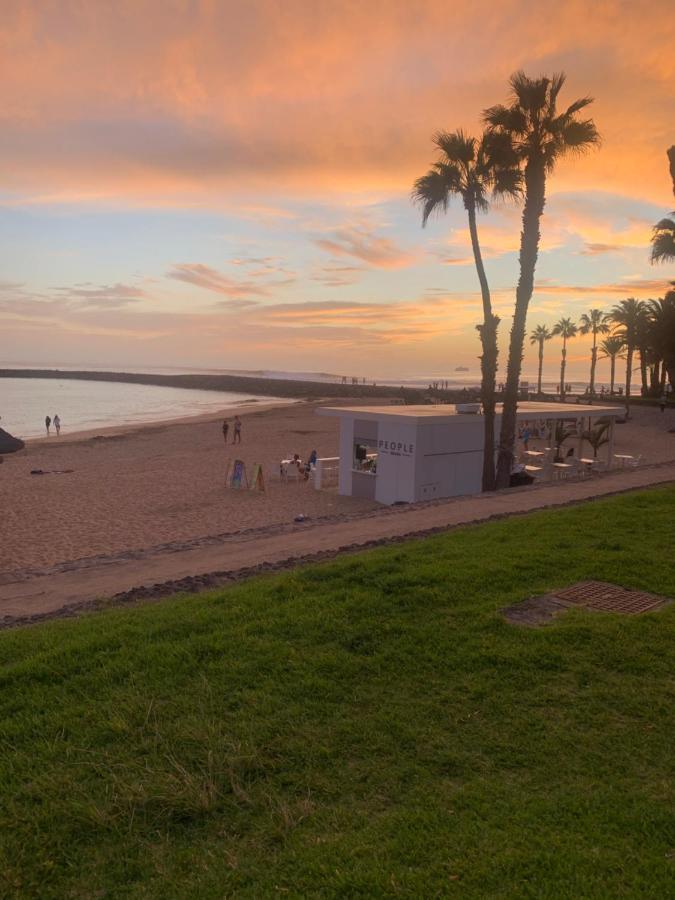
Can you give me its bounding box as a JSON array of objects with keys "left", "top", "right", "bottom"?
[
  {"left": 221, "top": 415, "right": 242, "bottom": 444},
  {"left": 45, "top": 414, "right": 61, "bottom": 436},
  {"left": 284, "top": 449, "right": 318, "bottom": 481}
]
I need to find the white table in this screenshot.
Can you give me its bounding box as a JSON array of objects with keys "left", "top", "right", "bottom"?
[
  {"left": 552, "top": 462, "right": 573, "bottom": 480},
  {"left": 614, "top": 454, "right": 634, "bottom": 467},
  {"left": 524, "top": 450, "right": 545, "bottom": 458}
]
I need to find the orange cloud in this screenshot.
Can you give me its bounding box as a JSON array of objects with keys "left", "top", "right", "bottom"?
[
  {"left": 2, "top": 1, "right": 672, "bottom": 204},
  {"left": 315, "top": 226, "right": 414, "bottom": 269},
  {"left": 166, "top": 264, "right": 269, "bottom": 299},
  {"left": 534, "top": 278, "right": 668, "bottom": 297}
]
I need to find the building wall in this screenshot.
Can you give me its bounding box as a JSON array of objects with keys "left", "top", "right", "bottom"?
[
  {"left": 415, "top": 420, "right": 483, "bottom": 501},
  {"left": 374, "top": 421, "right": 417, "bottom": 505}
]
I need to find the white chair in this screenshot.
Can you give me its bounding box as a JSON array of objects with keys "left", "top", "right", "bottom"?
[{"left": 628, "top": 454, "right": 643, "bottom": 468}]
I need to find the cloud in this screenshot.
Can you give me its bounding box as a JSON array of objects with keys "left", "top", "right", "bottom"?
[
  {"left": 580, "top": 243, "right": 624, "bottom": 255},
  {"left": 166, "top": 263, "right": 269, "bottom": 298},
  {"left": 315, "top": 226, "right": 414, "bottom": 268},
  {"left": 311, "top": 263, "right": 365, "bottom": 286},
  {"left": 52, "top": 282, "right": 149, "bottom": 308},
  {"left": 437, "top": 255, "right": 474, "bottom": 266},
  {"left": 534, "top": 278, "right": 668, "bottom": 296}
]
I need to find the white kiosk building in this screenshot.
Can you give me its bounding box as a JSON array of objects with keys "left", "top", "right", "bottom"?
[{"left": 318, "top": 401, "right": 622, "bottom": 505}]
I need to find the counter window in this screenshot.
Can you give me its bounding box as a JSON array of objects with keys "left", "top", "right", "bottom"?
[{"left": 353, "top": 442, "right": 378, "bottom": 473}]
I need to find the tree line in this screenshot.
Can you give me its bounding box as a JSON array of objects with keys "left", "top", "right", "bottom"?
[
  {"left": 412, "top": 71, "right": 673, "bottom": 491},
  {"left": 530, "top": 294, "right": 675, "bottom": 409}
]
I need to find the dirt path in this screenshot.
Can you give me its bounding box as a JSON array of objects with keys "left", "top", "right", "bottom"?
[{"left": 2, "top": 461, "right": 674, "bottom": 628}]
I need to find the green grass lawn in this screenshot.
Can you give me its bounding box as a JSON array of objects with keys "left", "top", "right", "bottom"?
[{"left": 1, "top": 487, "right": 674, "bottom": 898}]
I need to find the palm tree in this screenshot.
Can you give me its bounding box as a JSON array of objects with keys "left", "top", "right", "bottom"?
[
  {"left": 647, "top": 294, "right": 675, "bottom": 394},
  {"left": 483, "top": 71, "right": 599, "bottom": 487},
  {"left": 581, "top": 421, "right": 610, "bottom": 458},
  {"left": 651, "top": 216, "right": 675, "bottom": 264},
  {"left": 529, "top": 324, "right": 553, "bottom": 395},
  {"left": 578, "top": 308, "right": 610, "bottom": 396},
  {"left": 608, "top": 298, "right": 648, "bottom": 418},
  {"left": 651, "top": 147, "right": 675, "bottom": 264},
  {"left": 552, "top": 316, "right": 578, "bottom": 401},
  {"left": 412, "top": 130, "right": 520, "bottom": 491},
  {"left": 599, "top": 335, "right": 625, "bottom": 395}
]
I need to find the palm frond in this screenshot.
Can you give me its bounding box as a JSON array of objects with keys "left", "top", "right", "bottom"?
[
  {"left": 558, "top": 118, "right": 601, "bottom": 151},
  {"left": 483, "top": 104, "right": 527, "bottom": 136},
  {"left": 564, "top": 96, "right": 594, "bottom": 116},
  {"left": 509, "top": 71, "right": 549, "bottom": 114},
  {"left": 650, "top": 214, "right": 675, "bottom": 263},
  {"left": 433, "top": 130, "right": 475, "bottom": 165},
  {"left": 548, "top": 72, "right": 566, "bottom": 113},
  {"left": 411, "top": 170, "right": 451, "bottom": 226}
]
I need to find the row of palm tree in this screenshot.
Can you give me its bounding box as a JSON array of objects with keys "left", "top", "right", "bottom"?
[
  {"left": 529, "top": 292, "right": 675, "bottom": 415},
  {"left": 413, "top": 70, "right": 600, "bottom": 489}
]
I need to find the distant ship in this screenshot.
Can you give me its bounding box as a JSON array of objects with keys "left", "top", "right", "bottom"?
[{"left": 454, "top": 366, "right": 469, "bottom": 372}]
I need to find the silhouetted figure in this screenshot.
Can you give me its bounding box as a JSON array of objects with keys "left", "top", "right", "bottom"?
[{"left": 45, "top": 415, "right": 51, "bottom": 435}]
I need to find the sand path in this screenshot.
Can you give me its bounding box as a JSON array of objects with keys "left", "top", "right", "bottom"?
[{"left": 2, "top": 460, "right": 674, "bottom": 627}]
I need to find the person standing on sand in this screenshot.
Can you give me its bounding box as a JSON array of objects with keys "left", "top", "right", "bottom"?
[
  {"left": 54, "top": 414, "right": 61, "bottom": 436},
  {"left": 45, "top": 415, "right": 51, "bottom": 435},
  {"left": 233, "top": 415, "right": 242, "bottom": 444},
  {"left": 222, "top": 419, "right": 229, "bottom": 443}
]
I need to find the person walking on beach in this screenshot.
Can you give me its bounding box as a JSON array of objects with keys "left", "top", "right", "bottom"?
[
  {"left": 53, "top": 414, "right": 61, "bottom": 436},
  {"left": 222, "top": 419, "right": 229, "bottom": 443},
  {"left": 45, "top": 415, "right": 51, "bottom": 435},
  {"left": 233, "top": 415, "right": 242, "bottom": 444},
  {"left": 659, "top": 393, "right": 667, "bottom": 413}
]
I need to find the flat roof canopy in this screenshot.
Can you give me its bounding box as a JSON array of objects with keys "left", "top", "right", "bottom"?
[{"left": 318, "top": 401, "right": 623, "bottom": 425}]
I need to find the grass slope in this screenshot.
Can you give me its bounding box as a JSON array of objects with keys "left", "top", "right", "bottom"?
[{"left": 1, "top": 487, "right": 674, "bottom": 898}]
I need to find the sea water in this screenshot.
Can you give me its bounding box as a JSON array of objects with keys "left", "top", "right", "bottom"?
[{"left": 0, "top": 378, "right": 284, "bottom": 440}]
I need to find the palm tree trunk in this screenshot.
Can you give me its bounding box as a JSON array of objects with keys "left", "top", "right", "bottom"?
[
  {"left": 495, "top": 161, "right": 546, "bottom": 489},
  {"left": 589, "top": 333, "right": 597, "bottom": 395},
  {"left": 609, "top": 355, "right": 616, "bottom": 397},
  {"left": 610, "top": 355, "right": 616, "bottom": 394},
  {"left": 537, "top": 341, "right": 544, "bottom": 395},
  {"left": 560, "top": 342, "right": 567, "bottom": 401},
  {"left": 467, "top": 202, "right": 498, "bottom": 492},
  {"left": 625, "top": 345, "right": 633, "bottom": 418},
  {"left": 639, "top": 349, "right": 648, "bottom": 396}
]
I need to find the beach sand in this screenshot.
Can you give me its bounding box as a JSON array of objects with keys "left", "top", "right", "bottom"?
[{"left": 1, "top": 400, "right": 674, "bottom": 575}]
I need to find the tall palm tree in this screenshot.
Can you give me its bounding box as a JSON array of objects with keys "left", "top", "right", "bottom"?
[
  {"left": 483, "top": 71, "right": 599, "bottom": 488},
  {"left": 529, "top": 324, "right": 553, "bottom": 395},
  {"left": 578, "top": 308, "right": 610, "bottom": 396},
  {"left": 608, "top": 298, "right": 648, "bottom": 418},
  {"left": 599, "top": 335, "right": 625, "bottom": 395},
  {"left": 552, "top": 316, "right": 578, "bottom": 401},
  {"left": 412, "top": 129, "right": 520, "bottom": 491},
  {"left": 651, "top": 147, "right": 675, "bottom": 264}
]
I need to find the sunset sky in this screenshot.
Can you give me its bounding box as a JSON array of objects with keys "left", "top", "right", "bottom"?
[{"left": 1, "top": 0, "right": 673, "bottom": 381}]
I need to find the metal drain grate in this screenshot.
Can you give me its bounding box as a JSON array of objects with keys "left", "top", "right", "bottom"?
[{"left": 552, "top": 581, "right": 666, "bottom": 615}]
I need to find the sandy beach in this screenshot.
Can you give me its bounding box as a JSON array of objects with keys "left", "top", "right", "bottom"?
[
  {"left": 1, "top": 399, "right": 674, "bottom": 579},
  {"left": 0, "top": 399, "right": 379, "bottom": 572}
]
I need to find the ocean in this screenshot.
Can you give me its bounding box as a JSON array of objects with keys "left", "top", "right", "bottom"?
[
  {"left": 0, "top": 377, "right": 284, "bottom": 440},
  {"left": 0, "top": 364, "right": 636, "bottom": 441}
]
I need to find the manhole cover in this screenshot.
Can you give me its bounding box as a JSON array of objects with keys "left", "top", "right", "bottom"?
[
  {"left": 502, "top": 580, "right": 671, "bottom": 626},
  {"left": 552, "top": 581, "right": 666, "bottom": 614}
]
